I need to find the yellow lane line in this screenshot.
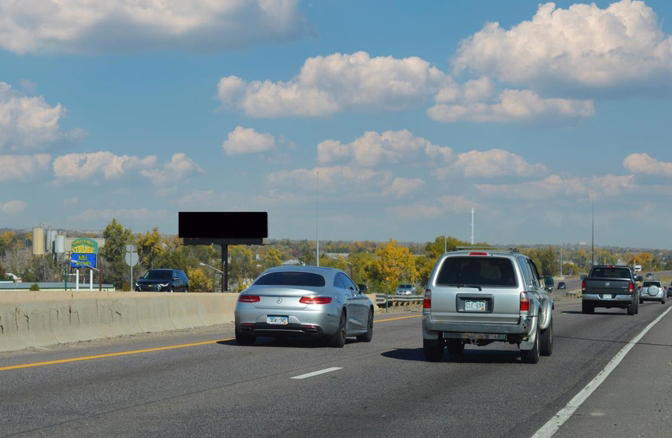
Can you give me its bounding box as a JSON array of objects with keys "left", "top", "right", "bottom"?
[
  {"left": 0, "top": 338, "right": 233, "bottom": 372},
  {"left": 1, "top": 313, "right": 421, "bottom": 372},
  {"left": 375, "top": 314, "right": 422, "bottom": 323}
]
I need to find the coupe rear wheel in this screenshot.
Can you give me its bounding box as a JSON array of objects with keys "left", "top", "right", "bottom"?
[
  {"left": 235, "top": 329, "right": 256, "bottom": 346},
  {"left": 423, "top": 338, "right": 444, "bottom": 362},
  {"left": 356, "top": 309, "right": 374, "bottom": 342},
  {"left": 329, "top": 311, "right": 346, "bottom": 348},
  {"left": 521, "top": 326, "right": 540, "bottom": 364},
  {"left": 446, "top": 339, "right": 464, "bottom": 354},
  {"left": 540, "top": 319, "right": 553, "bottom": 357}
]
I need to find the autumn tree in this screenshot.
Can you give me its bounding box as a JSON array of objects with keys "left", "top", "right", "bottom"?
[
  {"left": 137, "top": 227, "right": 165, "bottom": 269},
  {"left": 186, "top": 267, "right": 214, "bottom": 292},
  {"left": 367, "top": 239, "right": 417, "bottom": 292},
  {"left": 101, "top": 219, "right": 135, "bottom": 289},
  {"left": 262, "top": 248, "right": 283, "bottom": 269}
]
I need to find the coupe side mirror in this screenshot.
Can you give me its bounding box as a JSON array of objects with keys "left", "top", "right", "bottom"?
[{"left": 358, "top": 284, "right": 368, "bottom": 293}]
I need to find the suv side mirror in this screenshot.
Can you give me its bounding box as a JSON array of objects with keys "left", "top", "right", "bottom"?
[{"left": 358, "top": 284, "right": 368, "bottom": 293}]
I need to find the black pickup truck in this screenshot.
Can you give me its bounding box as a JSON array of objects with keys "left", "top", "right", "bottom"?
[{"left": 581, "top": 265, "right": 640, "bottom": 315}]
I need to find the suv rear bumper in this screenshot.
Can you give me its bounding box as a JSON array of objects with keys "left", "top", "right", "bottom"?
[{"left": 422, "top": 314, "right": 536, "bottom": 339}]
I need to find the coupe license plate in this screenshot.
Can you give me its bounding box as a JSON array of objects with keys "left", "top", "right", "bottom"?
[
  {"left": 267, "top": 316, "right": 289, "bottom": 325},
  {"left": 464, "top": 300, "right": 487, "bottom": 312}
]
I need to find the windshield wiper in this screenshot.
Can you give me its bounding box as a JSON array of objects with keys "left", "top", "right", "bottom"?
[{"left": 446, "top": 284, "right": 482, "bottom": 291}]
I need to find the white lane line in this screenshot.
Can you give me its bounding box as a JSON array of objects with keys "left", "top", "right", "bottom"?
[
  {"left": 532, "top": 306, "right": 672, "bottom": 438},
  {"left": 291, "top": 367, "right": 343, "bottom": 380}
]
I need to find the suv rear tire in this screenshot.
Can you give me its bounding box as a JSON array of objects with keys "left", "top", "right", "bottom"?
[
  {"left": 540, "top": 320, "right": 553, "bottom": 357},
  {"left": 235, "top": 329, "right": 256, "bottom": 346},
  {"left": 423, "top": 338, "right": 444, "bottom": 362},
  {"left": 521, "top": 326, "right": 540, "bottom": 364}
]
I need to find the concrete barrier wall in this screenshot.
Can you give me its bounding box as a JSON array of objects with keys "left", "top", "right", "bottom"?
[{"left": 0, "top": 292, "right": 239, "bottom": 353}]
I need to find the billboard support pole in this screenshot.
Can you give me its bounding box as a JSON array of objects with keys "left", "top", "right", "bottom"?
[
  {"left": 76, "top": 269, "right": 79, "bottom": 291},
  {"left": 89, "top": 269, "right": 93, "bottom": 291},
  {"left": 221, "top": 245, "right": 228, "bottom": 293}
]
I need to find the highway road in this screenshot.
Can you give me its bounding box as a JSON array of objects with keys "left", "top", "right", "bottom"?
[{"left": 0, "top": 300, "right": 670, "bottom": 438}]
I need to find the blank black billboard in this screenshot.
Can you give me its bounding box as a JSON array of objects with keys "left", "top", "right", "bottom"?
[{"left": 179, "top": 212, "right": 268, "bottom": 239}]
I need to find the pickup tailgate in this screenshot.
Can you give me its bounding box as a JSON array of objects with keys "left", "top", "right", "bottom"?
[{"left": 585, "top": 278, "right": 631, "bottom": 295}]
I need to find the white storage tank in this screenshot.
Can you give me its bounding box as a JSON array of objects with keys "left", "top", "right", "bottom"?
[
  {"left": 46, "top": 228, "right": 57, "bottom": 253},
  {"left": 55, "top": 233, "right": 66, "bottom": 254},
  {"left": 32, "top": 227, "right": 45, "bottom": 255}
]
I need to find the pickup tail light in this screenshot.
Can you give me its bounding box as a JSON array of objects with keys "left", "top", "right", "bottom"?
[
  {"left": 238, "top": 295, "right": 260, "bottom": 303},
  {"left": 581, "top": 279, "right": 587, "bottom": 291},
  {"left": 299, "top": 296, "right": 332, "bottom": 305},
  {"left": 628, "top": 282, "right": 634, "bottom": 293},
  {"left": 520, "top": 292, "right": 530, "bottom": 312},
  {"left": 423, "top": 289, "right": 432, "bottom": 309}
]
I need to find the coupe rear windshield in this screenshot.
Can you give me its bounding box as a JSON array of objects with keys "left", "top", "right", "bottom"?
[
  {"left": 143, "top": 270, "right": 172, "bottom": 280},
  {"left": 254, "top": 272, "right": 326, "bottom": 287},
  {"left": 590, "top": 268, "right": 631, "bottom": 279},
  {"left": 436, "top": 257, "right": 517, "bottom": 288}
]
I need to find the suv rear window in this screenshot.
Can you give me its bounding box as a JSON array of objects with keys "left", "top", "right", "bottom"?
[
  {"left": 590, "top": 267, "right": 631, "bottom": 279},
  {"left": 436, "top": 257, "right": 517, "bottom": 288},
  {"left": 642, "top": 281, "right": 661, "bottom": 287},
  {"left": 254, "top": 272, "right": 326, "bottom": 287}
]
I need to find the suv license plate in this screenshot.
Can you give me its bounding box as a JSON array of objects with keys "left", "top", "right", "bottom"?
[
  {"left": 267, "top": 316, "right": 289, "bottom": 325},
  {"left": 464, "top": 300, "right": 487, "bottom": 312}
]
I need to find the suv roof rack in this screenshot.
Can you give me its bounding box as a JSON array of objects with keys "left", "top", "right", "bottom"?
[{"left": 453, "top": 246, "right": 519, "bottom": 253}]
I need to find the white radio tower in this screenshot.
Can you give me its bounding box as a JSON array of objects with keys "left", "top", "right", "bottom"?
[{"left": 470, "top": 208, "right": 475, "bottom": 245}]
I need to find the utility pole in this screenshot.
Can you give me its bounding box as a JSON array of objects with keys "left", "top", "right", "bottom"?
[
  {"left": 591, "top": 198, "right": 595, "bottom": 267},
  {"left": 471, "top": 208, "right": 475, "bottom": 245}
]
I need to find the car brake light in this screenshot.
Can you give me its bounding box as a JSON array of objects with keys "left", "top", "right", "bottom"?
[
  {"left": 469, "top": 252, "right": 488, "bottom": 256},
  {"left": 238, "top": 295, "right": 260, "bottom": 303},
  {"left": 520, "top": 292, "right": 530, "bottom": 312},
  {"left": 423, "top": 289, "right": 431, "bottom": 309},
  {"left": 581, "top": 279, "right": 587, "bottom": 291},
  {"left": 299, "top": 296, "right": 332, "bottom": 304},
  {"left": 628, "top": 282, "right": 634, "bottom": 293}
]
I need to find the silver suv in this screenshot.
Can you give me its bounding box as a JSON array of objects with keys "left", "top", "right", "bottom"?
[{"left": 422, "top": 248, "right": 554, "bottom": 364}]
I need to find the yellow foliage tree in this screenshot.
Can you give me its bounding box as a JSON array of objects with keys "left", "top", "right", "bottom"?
[
  {"left": 368, "top": 239, "right": 417, "bottom": 291},
  {"left": 137, "top": 227, "right": 165, "bottom": 269},
  {"left": 186, "top": 267, "right": 214, "bottom": 292}
]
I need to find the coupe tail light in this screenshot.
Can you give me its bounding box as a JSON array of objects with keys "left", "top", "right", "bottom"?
[
  {"left": 299, "top": 296, "right": 332, "bottom": 305},
  {"left": 581, "top": 279, "right": 587, "bottom": 291},
  {"left": 520, "top": 292, "right": 530, "bottom": 312},
  {"left": 423, "top": 289, "right": 432, "bottom": 309},
  {"left": 628, "top": 282, "right": 634, "bottom": 293},
  {"left": 238, "top": 295, "right": 260, "bottom": 303}
]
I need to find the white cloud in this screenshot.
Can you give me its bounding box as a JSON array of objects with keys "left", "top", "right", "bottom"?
[
  {"left": 433, "top": 149, "right": 547, "bottom": 179},
  {"left": 222, "top": 126, "right": 275, "bottom": 156},
  {"left": 63, "top": 197, "right": 78, "bottom": 206},
  {"left": 0, "top": 0, "right": 309, "bottom": 54},
  {"left": 218, "top": 51, "right": 446, "bottom": 117},
  {"left": 477, "top": 174, "right": 636, "bottom": 200},
  {"left": 0, "top": 154, "right": 51, "bottom": 182},
  {"left": 69, "top": 208, "right": 168, "bottom": 223},
  {"left": 385, "top": 178, "right": 425, "bottom": 198},
  {"left": 386, "top": 196, "right": 483, "bottom": 221},
  {"left": 317, "top": 130, "right": 452, "bottom": 167},
  {"left": 428, "top": 89, "right": 594, "bottom": 123},
  {"left": 140, "top": 153, "right": 205, "bottom": 186},
  {"left": 0, "top": 200, "right": 27, "bottom": 214},
  {"left": 53, "top": 151, "right": 157, "bottom": 182},
  {"left": 0, "top": 81, "right": 81, "bottom": 151},
  {"left": 453, "top": 1, "right": 672, "bottom": 90},
  {"left": 267, "top": 165, "right": 393, "bottom": 195},
  {"left": 623, "top": 153, "right": 672, "bottom": 176}
]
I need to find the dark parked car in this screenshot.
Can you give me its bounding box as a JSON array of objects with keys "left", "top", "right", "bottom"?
[
  {"left": 557, "top": 282, "right": 566, "bottom": 290},
  {"left": 135, "top": 269, "right": 189, "bottom": 292}
]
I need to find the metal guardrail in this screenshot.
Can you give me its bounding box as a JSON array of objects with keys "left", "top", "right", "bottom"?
[{"left": 374, "top": 293, "right": 423, "bottom": 307}]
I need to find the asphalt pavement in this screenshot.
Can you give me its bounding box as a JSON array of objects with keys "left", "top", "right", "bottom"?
[{"left": 0, "top": 301, "right": 670, "bottom": 438}]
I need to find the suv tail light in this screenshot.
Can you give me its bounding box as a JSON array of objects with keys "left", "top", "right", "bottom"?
[
  {"left": 299, "top": 296, "right": 332, "bottom": 305},
  {"left": 423, "top": 289, "right": 432, "bottom": 309},
  {"left": 628, "top": 282, "right": 634, "bottom": 293},
  {"left": 581, "top": 279, "right": 587, "bottom": 291},
  {"left": 238, "top": 295, "right": 260, "bottom": 303},
  {"left": 469, "top": 252, "right": 488, "bottom": 256},
  {"left": 520, "top": 292, "right": 530, "bottom": 312}
]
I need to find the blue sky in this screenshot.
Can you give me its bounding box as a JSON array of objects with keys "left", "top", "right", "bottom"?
[{"left": 1, "top": 0, "right": 672, "bottom": 248}]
